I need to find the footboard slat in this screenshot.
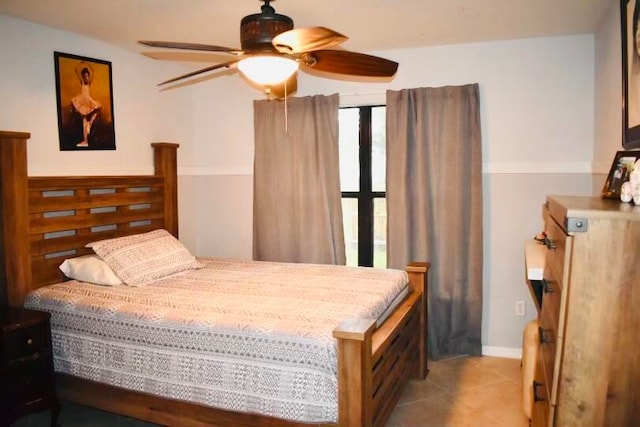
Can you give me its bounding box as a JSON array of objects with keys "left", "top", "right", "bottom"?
[
  {"left": 334, "top": 262, "right": 428, "bottom": 427},
  {"left": 371, "top": 300, "right": 421, "bottom": 426},
  {"left": 371, "top": 309, "right": 414, "bottom": 401}
]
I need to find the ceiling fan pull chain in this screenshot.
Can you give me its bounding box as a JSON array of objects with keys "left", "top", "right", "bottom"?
[{"left": 284, "top": 80, "right": 289, "bottom": 133}]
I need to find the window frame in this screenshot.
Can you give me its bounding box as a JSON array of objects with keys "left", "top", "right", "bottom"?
[{"left": 340, "top": 105, "right": 386, "bottom": 267}]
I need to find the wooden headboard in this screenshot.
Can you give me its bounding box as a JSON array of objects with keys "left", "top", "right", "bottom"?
[{"left": 0, "top": 130, "right": 179, "bottom": 307}]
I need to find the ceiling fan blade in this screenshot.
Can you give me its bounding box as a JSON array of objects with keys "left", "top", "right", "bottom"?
[
  {"left": 301, "top": 50, "right": 398, "bottom": 77},
  {"left": 158, "top": 59, "right": 239, "bottom": 86},
  {"left": 272, "top": 27, "right": 347, "bottom": 54},
  {"left": 267, "top": 73, "right": 298, "bottom": 99},
  {"left": 139, "top": 40, "right": 243, "bottom": 55},
  {"left": 142, "top": 51, "right": 235, "bottom": 63}
]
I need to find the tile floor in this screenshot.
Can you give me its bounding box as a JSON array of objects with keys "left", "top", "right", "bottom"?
[
  {"left": 387, "top": 355, "right": 529, "bottom": 427},
  {"left": 13, "top": 355, "right": 529, "bottom": 427}
]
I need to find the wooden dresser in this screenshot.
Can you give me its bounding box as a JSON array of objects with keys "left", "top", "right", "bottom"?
[{"left": 530, "top": 195, "right": 640, "bottom": 426}]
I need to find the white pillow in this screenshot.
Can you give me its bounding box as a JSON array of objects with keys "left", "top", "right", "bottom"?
[
  {"left": 86, "top": 229, "right": 202, "bottom": 286},
  {"left": 59, "top": 255, "right": 123, "bottom": 286}
]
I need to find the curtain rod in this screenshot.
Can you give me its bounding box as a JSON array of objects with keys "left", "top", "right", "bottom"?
[{"left": 339, "top": 90, "right": 388, "bottom": 97}]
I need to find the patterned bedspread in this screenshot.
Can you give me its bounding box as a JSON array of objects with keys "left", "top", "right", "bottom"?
[{"left": 24, "top": 258, "right": 409, "bottom": 423}]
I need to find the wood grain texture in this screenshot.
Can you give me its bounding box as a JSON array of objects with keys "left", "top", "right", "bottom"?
[
  {"left": 531, "top": 345, "right": 550, "bottom": 427},
  {"left": 151, "top": 142, "right": 179, "bottom": 236},
  {"left": 531, "top": 196, "right": 640, "bottom": 426},
  {"left": 555, "top": 217, "right": 640, "bottom": 426},
  {"left": 407, "top": 261, "right": 429, "bottom": 379},
  {"left": 0, "top": 131, "right": 32, "bottom": 307},
  {"left": 334, "top": 326, "right": 374, "bottom": 426}
]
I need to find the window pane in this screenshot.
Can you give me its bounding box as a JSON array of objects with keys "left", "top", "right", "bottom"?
[
  {"left": 341, "top": 198, "right": 358, "bottom": 266},
  {"left": 373, "top": 198, "right": 387, "bottom": 268},
  {"left": 339, "top": 108, "right": 360, "bottom": 192},
  {"left": 371, "top": 106, "right": 386, "bottom": 192}
]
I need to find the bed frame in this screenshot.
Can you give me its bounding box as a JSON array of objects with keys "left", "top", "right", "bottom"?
[{"left": 0, "top": 130, "right": 429, "bottom": 427}]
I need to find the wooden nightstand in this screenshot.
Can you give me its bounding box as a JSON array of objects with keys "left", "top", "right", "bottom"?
[{"left": 1, "top": 305, "right": 59, "bottom": 427}]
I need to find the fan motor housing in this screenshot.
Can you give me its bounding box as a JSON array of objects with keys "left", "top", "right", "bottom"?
[{"left": 240, "top": 6, "right": 293, "bottom": 52}]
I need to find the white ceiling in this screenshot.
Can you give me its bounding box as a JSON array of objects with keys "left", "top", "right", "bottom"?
[{"left": 0, "top": 0, "right": 613, "bottom": 56}]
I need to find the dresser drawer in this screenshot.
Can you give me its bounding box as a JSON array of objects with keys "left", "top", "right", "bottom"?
[
  {"left": 2, "top": 322, "right": 49, "bottom": 363},
  {"left": 531, "top": 346, "right": 550, "bottom": 427},
  {"left": 539, "top": 304, "right": 562, "bottom": 405},
  {"left": 541, "top": 268, "right": 562, "bottom": 331},
  {"left": 544, "top": 215, "right": 572, "bottom": 286}
]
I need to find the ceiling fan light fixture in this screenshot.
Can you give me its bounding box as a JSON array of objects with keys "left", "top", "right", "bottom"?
[
  {"left": 237, "top": 55, "right": 298, "bottom": 86},
  {"left": 141, "top": 0, "right": 399, "bottom": 96}
]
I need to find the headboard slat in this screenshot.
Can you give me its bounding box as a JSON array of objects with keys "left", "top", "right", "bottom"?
[
  {"left": 29, "top": 206, "right": 164, "bottom": 234},
  {"left": 28, "top": 176, "right": 165, "bottom": 189},
  {"left": 29, "top": 191, "right": 164, "bottom": 213},
  {"left": 30, "top": 222, "right": 164, "bottom": 257}
]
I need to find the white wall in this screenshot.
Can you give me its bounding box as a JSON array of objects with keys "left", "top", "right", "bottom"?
[
  {"left": 0, "top": 16, "right": 199, "bottom": 172},
  {"left": 0, "top": 14, "right": 597, "bottom": 353},
  {"left": 594, "top": 0, "right": 624, "bottom": 183},
  {"left": 0, "top": 15, "right": 200, "bottom": 249}
]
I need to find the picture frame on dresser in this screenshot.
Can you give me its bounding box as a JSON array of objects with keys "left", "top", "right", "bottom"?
[
  {"left": 54, "top": 51, "right": 116, "bottom": 151},
  {"left": 621, "top": 0, "right": 640, "bottom": 149},
  {"left": 601, "top": 150, "right": 640, "bottom": 198}
]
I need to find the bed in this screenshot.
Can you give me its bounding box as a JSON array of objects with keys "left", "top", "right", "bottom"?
[{"left": 0, "top": 130, "right": 429, "bottom": 427}]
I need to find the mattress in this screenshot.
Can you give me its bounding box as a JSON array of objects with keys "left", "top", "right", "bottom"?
[{"left": 24, "top": 258, "right": 409, "bottom": 423}]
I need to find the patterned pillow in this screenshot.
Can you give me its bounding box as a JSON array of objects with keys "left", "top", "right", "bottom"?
[
  {"left": 86, "top": 229, "right": 202, "bottom": 286},
  {"left": 59, "top": 254, "right": 123, "bottom": 286}
]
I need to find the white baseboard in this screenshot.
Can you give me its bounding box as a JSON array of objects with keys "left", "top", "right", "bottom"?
[{"left": 482, "top": 346, "right": 522, "bottom": 359}]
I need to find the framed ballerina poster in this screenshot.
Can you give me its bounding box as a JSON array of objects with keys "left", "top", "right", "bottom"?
[{"left": 54, "top": 52, "right": 116, "bottom": 150}]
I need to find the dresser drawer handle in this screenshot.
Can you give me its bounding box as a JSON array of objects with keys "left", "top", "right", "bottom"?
[
  {"left": 533, "top": 380, "right": 546, "bottom": 402},
  {"left": 541, "top": 279, "right": 555, "bottom": 294},
  {"left": 26, "top": 338, "right": 33, "bottom": 346},
  {"left": 544, "top": 237, "right": 556, "bottom": 250},
  {"left": 538, "top": 326, "right": 553, "bottom": 344}
]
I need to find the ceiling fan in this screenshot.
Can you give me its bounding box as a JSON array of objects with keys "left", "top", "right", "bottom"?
[{"left": 139, "top": 0, "right": 398, "bottom": 98}]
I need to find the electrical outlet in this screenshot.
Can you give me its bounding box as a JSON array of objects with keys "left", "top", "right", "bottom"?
[{"left": 515, "top": 300, "right": 526, "bottom": 316}]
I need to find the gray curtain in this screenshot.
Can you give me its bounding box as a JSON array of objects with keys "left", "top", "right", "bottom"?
[
  {"left": 253, "top": 94, "right": 346, "bottom": 265},
  {"left": 386, "top": 84, "right": 483, "bottom": 359}
]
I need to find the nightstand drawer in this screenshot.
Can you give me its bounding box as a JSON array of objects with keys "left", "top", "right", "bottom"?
[
  {"left": 1, "top": 361, "right": 52, "bottom": 412},
  {"left": 4, "top": 355, "right": 50, "bottom": 387},
  {"left": 2, "top": 323, "right": 49, "bottom": 363}
]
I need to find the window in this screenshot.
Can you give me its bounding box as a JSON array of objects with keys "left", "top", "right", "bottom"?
[{"left": 339, "top": 106, "right": 387, "bottom": 268}]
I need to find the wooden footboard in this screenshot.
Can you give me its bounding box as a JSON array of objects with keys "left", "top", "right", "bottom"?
[
  {"left": 0, "top": 130, "right": 430, "bottom": 427},
  {"left": 333, "top": 262, "right": 428, "bottom": 427}
]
